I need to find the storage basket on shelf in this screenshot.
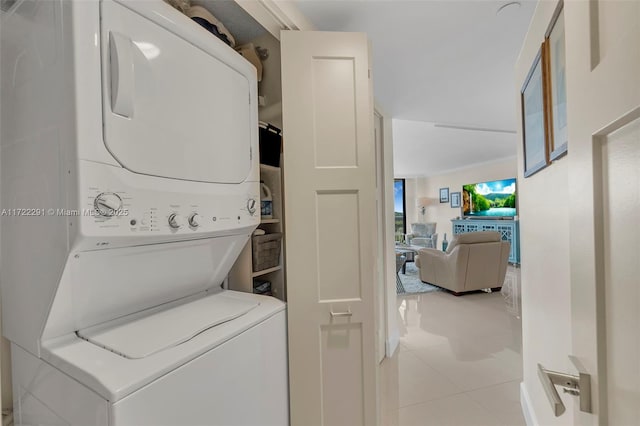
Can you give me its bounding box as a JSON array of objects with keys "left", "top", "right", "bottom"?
[{"left": 252, "top": 232, "right": 282, "bottom": 272}]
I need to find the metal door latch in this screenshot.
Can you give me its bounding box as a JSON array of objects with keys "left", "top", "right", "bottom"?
[{"left": 538, "top": 355, "right": 592, "bottom": 417}]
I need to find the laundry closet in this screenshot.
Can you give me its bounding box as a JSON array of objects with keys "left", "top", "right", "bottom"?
[{"left": 187, "top": 1, "right": 290, "bottom": 300}]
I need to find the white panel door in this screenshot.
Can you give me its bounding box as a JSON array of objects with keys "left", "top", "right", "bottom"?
[
  {"left": 281, "top": 31, "right": 377, "bottom": 426},
  {"left": 565, "top": 1, "right": 640, "bottom": 424},
  {"left": 599, "top": 118, "right": 640, "bottom": 425}
]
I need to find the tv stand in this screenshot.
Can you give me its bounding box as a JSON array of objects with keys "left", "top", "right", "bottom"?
[{"left": 451, "top": 219, "right": 520, "bottom": 264}]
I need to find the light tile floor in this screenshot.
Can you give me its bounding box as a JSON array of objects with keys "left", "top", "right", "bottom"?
[{"left": 381, "top": 267, "right": 524, "bottom": 426}]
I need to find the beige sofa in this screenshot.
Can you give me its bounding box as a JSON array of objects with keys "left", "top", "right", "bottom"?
[{"left": 415, "top": 231, "right": 510, "bottom": 295}]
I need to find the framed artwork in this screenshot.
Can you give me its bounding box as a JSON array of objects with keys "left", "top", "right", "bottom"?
[
  {"left": 544, "top": 1, "right": 568, "bottom": 160},
  {"left": 521, "top": 45, "right": 550, "bottom": 178},
  {"left": 450, "top": 192, "right": 461, "bottom": 208},
  {"left": 439, "top": 187, "right": 449, "bottom": 203}
]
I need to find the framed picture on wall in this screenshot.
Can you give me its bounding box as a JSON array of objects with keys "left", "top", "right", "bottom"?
[
  {"left": 439, "top": 187, "right": 449, "bottom": 203},
  {"left": 450, "top": 192, "right": 461, "bottom": 208},
  {"left": 544, "top": 1, "right": 568, "bottom": 160},
  {"left": 521, "top": 45, "right": 550, "bottom": 178}
]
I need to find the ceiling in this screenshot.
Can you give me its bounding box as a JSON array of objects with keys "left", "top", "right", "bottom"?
[{"left": 294, "top": 0, "right": 536, "bottom": 177}]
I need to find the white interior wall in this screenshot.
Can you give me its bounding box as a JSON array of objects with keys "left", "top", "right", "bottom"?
[
  {"left": 514, "top": 1, "right": 574, "bottom": 424},
  {"left": 412, "top": 157, "right": 517, "bottom": 246}
]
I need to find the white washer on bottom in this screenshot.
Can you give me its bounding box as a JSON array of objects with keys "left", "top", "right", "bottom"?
[{"left": 12, "top": 290, "right": 288, "bottom": 426}]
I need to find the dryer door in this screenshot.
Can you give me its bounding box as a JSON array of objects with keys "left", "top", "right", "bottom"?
[{"left": 100, "top": 0, "right": 253, "bottom": 183}]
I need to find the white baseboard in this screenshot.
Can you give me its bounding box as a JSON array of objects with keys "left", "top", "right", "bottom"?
[
  {"left": 385, "top": 332, "right": 399, "bottom": 357},
  {"left": 520, "top": 381, "right": 538, "bottom": 426}
]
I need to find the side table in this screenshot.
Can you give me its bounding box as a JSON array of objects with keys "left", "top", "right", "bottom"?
[{"left": 395, "top": 245, "right": 420, "bottom": 274}]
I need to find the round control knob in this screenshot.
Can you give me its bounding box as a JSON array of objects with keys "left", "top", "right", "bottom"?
[
  {"left": 246, "top": 198, "right": 257, "bottom": 216},
  {"left": 188, "top": 213, "right": 202, "bottom": 228},
  {"left": 94, "top": 192, "right": 123, "bottom": 217},
  {"left": 168, "top": 213, "right": 186, "bottom": 229}
]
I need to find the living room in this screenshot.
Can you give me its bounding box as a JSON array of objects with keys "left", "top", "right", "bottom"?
[
  {"left": 389, "top": 121, "right": 524, "bottom": 424},
  {"left": 368, "top": 1, "right": 527, "bottom": 422},
  {"left": 390, "top": 130, "right": 525, "bottom": 421},
  {"left": 399, "top": 156, "right": 516, "bottom": 250}
]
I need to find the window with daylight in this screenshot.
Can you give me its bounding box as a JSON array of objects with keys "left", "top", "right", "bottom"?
[{"left": 394, "top": 179, "right": 406, "bottom": 241}]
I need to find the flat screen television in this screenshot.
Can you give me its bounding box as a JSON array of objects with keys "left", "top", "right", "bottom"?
[{"left": 462, "top": 178, "right": 517, "bottom": 218}]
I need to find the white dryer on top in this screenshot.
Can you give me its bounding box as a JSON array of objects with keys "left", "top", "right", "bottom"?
[{"left": 0, "top": 1, "right": 288, "bottom": 424}]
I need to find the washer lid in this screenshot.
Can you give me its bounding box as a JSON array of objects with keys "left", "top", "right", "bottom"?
[{"left": 77, "top": 292, "right": 259, "bottom": 359}]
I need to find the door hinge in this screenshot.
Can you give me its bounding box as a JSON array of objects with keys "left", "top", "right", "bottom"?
[
  {"left": 368, "top": 69, "right": 371, "bottom": 79},
  {"left": 250, "top": 146, "right": 253, "bottom": 160}
]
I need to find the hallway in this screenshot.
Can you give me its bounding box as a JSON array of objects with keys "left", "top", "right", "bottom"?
[{"left": 381, "top": 267, "right": 524, "bottom": 425}]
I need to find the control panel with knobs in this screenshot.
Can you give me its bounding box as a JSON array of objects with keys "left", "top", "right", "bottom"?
[
  {"left": 94, "top": 192, "right": 123, "bottom": 217},
  {"left": 168, "top": 213, "right": 186, "bottom": 229},
  {"left": 188, "top": 213, "right": 201, "bottom": 228},
  {"left": 246, "top": 198, "right": 257, "bottom": 216}
]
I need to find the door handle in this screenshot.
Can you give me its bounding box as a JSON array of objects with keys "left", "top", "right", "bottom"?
[
  {"left": 538, "top": 355, "right": 592, "bottom": 417},
  {"left": 330, "top": 308, "right": 352, "bottom": 318},
  {"left": 109, "top": 32, "right": 135, "bottom": 118}
]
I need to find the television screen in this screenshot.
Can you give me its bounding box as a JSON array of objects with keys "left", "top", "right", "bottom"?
[{"left": 462, "top": 178, "right": 517, "bottom": 217}]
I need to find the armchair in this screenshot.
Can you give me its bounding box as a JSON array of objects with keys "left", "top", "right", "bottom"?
[
  {"left": 406, "top": 222, "right": 438, "bottom": 249},
  {"left": 414, "top": 231, "right": 510, "bottom": 295}
]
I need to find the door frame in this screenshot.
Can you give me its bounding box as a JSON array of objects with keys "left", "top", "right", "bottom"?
[
  {"left": 374, "top": 110, "right": 386, "bottom": 363},
  {"left": 374, "top": 105, "right": 399, "bottom": 358}
]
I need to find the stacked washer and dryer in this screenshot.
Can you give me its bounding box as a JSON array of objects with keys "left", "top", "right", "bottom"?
[{"left": 0, "top": 0, "right": 288, "bottom": 424}]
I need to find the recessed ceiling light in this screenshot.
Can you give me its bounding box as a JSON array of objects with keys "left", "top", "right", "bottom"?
[{"left": 496, "top": 1, "right": 521, "bottom": 16}]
